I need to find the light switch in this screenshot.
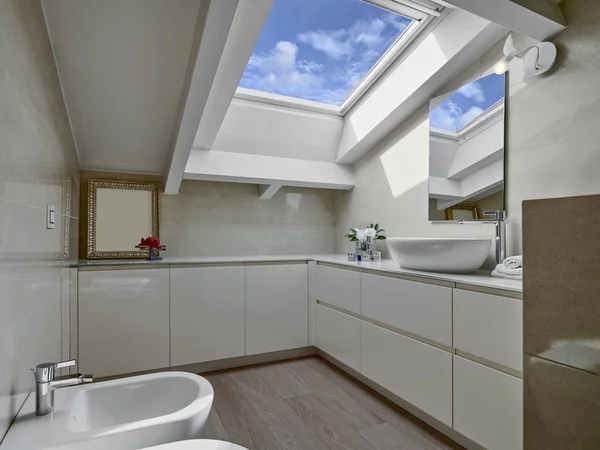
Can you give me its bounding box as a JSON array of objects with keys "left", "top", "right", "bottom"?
[{"left": 46, "top": 205, "right": 55, "bottom": 229}]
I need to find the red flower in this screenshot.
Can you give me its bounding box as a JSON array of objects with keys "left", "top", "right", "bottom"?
[{"left": 139, "top": 236, "right": 161, "bottom": 248}]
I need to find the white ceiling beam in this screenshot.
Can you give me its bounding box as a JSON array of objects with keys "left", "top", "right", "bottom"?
[
  {"left": 258, "top": 184, "right": 282, "bottom": 200},
  {"left": 163, "top": 0, "right": 239, "bottom": 195},
  {"left": 184, "top": 150, "right": 355, "bottom": 190},
  {"left": 441, "top": 0, "right": 565, "bottom": 40},
  {"left": 193, "top": 0, "right": 275, "bottom": 151}
]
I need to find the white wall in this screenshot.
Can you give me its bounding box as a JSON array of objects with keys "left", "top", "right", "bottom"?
[
  {"left": 0, "top": 0, "right": 79, "bottom": 441},
  {"left": 335, "top": 0, "right": 600, "bottom": 260},
  {"left": 209, "top": 98, "right": 344, "bottom": 163},
  {"left": 161, "top": 180, "right": 345, "bottom": 256}
]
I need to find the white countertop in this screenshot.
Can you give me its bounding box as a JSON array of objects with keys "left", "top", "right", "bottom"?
[{"left": 78, "top": 254, "right": 522, "bottom": 293}]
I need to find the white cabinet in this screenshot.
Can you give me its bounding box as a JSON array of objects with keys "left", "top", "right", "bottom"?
[
  {"left": 170, "top": 266, "right": 245, "bottom": 366},
  {"left": 316, "top": 304, "right": 361, "bottom": 372},
  {"left": 246, "top": 263, "right": 308, "bottom": 355},
  {"left": 361, "top": 321, "right": 453, "bottom": 426},
  {"left": 78, "top": 269, "right": 169, "bottom": 378},
  {"left": 316, "top": 264, "right": 361, "bottom": 313},
  {"left": 453, "top": 289, "right": 523, "bottom": 371},
  {"left": 454, "top": 355, "right": 523, "bottom": 450},
  {"left": 361, "top": 273, "right": 452, "bottom": 346}
]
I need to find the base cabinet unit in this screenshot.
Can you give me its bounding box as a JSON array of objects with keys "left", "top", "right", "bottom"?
[
  {"left": 78, "top": 269, "right": 170, "bottom": 378},
  {"left": 361, "top": 321, "right": 453, "bottom": 427},
  {"left": 316, "top": 304, "right": 361, "bottom": 372},
  {"left": 246, "top": 263, "right": 308, "bottom": 355},
  {"left": 170, "top": 266, "right": 245, "bottom": 366},
  {"left": 316, "top": 264, "right": 361, "bottom": 313},
  {"left": 454, "top": 355, "right": 523, "bottom": 450}
]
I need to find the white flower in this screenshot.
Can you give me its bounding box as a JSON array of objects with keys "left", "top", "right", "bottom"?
[
  {"left": 356, "top": 227, "right": 376, "bottom": 243},
  {"left": 356, "top": 228, "right": 367, "bottom": 242}
]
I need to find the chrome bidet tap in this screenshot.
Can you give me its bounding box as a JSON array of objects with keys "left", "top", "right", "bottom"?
[{"left": 32, "top": 359, "right": 93, "bottom": 416}]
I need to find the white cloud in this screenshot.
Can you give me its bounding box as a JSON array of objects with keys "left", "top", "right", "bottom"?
[
  {"left": 297, "top": 60, "right": 323, "bottom": 73},
  {"left": 455, "top": 106, "right": 484, "bottom": 129},
  {"left": 247, "top": 41, "right": 298, "bottom": 73},
  {"left": 297, "top": 17, "right": 389, "bottom": 60},
  {"left": 457, "top": 81, "right": 485, "bottom": 103},
  {"left": 242, "top": 40, "right": 324, "bottom": 97},
  {"left": 297, "top": 29, "right": 353, "bottom": 59},
  {"left": 429, "top": 100, "right": 484, "bottom": 131}
]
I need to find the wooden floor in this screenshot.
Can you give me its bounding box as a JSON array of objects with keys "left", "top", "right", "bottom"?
[{"left": 199, "top": 356, "right": 463, "bottom": 450}]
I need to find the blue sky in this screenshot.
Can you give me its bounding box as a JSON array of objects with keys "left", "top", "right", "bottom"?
[
  {"left": 239, "top": 0, "right": 412, "bottom": 105},
  {"left": 430, "top": 73, "right": 505, "bottom": 132}
]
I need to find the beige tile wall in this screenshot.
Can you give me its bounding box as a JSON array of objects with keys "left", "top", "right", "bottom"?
[
  {"left": 0, "top": 0, "right": 79, "bottom": 441},
  {"left": 522, "top": 194, "right": 600, "bottom": 448},
  {"left": 334, "top": 0, "right": 600, "bottom": 260},
  {"left": 161, "top": 180, "right": 342, "bottom": 256}
]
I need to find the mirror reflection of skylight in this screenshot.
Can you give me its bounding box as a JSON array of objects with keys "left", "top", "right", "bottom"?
[
  {"left": 430, "top": 73, "right": 505, "bottom": 133},
  {"left": 239, "top": 0, "right": 413, "bottom": 106}
]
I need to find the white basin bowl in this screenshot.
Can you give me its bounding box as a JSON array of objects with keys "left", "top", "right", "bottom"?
[
  {"left": 1, "top": 372, "right": 214, "bottom": 450},
  {"left": 387, "top": 237, "right": 492, "bottom": 274}
]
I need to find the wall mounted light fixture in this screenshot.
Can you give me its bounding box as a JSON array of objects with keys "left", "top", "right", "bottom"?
[{"left": 495, "top": 34, "right": 557, "bottom": 79}]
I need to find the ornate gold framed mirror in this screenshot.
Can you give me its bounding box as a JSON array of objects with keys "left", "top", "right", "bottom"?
[{"left": 87, "top": 180, "right": 159, "bottom": 259}]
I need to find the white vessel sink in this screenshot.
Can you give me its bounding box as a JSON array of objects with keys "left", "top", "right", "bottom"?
[
  {"left": 1, "top": 372, "right": 214, "bottom": 450},
  {"left": 387, "top": 237, "right": 492, "bottom": 274}
]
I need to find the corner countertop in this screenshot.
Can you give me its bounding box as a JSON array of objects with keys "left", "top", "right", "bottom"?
[{"left": 77, "top": 254, "right": 522, "bottom": 294}]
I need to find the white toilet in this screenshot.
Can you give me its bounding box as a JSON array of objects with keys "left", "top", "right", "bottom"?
[{"left": 141, "top": 439, "right": 249, "bottom": 450}]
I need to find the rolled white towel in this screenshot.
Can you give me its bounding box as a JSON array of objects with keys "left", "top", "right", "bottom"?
[
  {"left": 503, "top": 255, "right": 523, "bottom": 269},
  {"left": 495, "top": 263, "right": 522, "bottom": 277},
  {"left": 492, "top": 269, "right": 522, "bottom": 280}
]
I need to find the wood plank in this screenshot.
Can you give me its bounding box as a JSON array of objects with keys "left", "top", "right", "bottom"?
[
  {"left": 252, "top": 362, "right": 312, "bottom": 399},
  {"left": 200, "top": 407, "right": 230, "bottom": 442},
  {"left": 286, "top": 394, "right": 376, "bottom": 450},
  {"left": 229, "top": 368, "right": 325, "bottom": 450},
  {"left": 205, "top": 371, "right": 282, "bottom": 450},
  {"left": 280, "top": 358, "right": 384, "bottom": 430},
  {"left": 360, "top": 422, "right": 456, "bottom": 450},
  {"left": 306, "top": 357, "right": 463, "bottom": 449},
  {"left": 201, "top": 357, "right": 463, "bottom": 450}
]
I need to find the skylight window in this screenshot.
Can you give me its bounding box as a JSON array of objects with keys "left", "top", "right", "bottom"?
[
  {"left": 430, "top": 74, "right": 505, "bottom": 133},
  {"left": 238, "top": 0, "right": 429, "bottom": 109}
]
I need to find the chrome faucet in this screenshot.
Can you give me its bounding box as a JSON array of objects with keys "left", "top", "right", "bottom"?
[
  {"left": 32, "top": 359, "right": 93, "bottom": 416},
  {"left": 457, "top": 210, "right": 506, "bottom": 265},
  {"left": 482, "top": 210, "right": 506, "bottom": 265}
]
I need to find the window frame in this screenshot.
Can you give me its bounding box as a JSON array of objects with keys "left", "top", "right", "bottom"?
[{"left": 233, "top": 0, "right": 445, "bottom": 116}]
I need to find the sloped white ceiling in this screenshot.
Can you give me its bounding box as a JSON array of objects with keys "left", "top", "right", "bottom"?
[{"left": 42, "top": 0, "right": 202, "bottom": 174}]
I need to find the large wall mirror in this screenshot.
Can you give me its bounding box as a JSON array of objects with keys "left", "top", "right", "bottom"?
[
  {"left": 428, "top": 72, "right": 506, "bottom": 221},
  {"left": 87, "top": 180, "right": 159, "bottom": 259}
]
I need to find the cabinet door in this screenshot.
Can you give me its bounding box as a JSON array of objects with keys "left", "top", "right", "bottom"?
[
  {"left": 316, "top": 264, "right": 361, "bottom": 313},
  {"left": 453, "top": 289, "right": 523, "bottom": 372},
  {"left": 78, "top": 269, "right": 169, "bottom": 377},
  {"left": 361, "top": 321, "right": 453, "bottom": 426},
  {"left": 246, "top": 264, "right": 308, "bottom": 355},
  {"left": 170, "top": 266, "right": 245, "bottom": 366},
  {"left": 454, "top": 355, "right": 523, "bottom": 450},
  {"left": 316, "top": 304, "right": 361, "bottom": 372},
  {"left": 362, "top": 273, "right": 452, "bottom": 346}
]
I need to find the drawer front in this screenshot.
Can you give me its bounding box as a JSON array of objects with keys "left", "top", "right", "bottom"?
[
  {"left": 317, "top": 304, "right": 361, "bottom": 372},
  {"left": 316, "top": 264, "right": 361, "bottom": 314},
  {"left": 454, "top": 355, "right": 523, "bottom": 450},
  {"left": 361, "top": 321, "right": 453, "bottom": 426},
  {"left": 453, "top": 289, "right": 523, "bottom": 371},
  {"left": 361, "top": 273, "right": 452, "bottom": 346}
]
